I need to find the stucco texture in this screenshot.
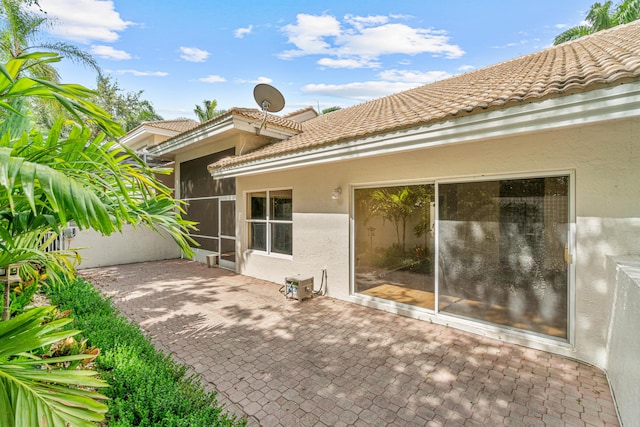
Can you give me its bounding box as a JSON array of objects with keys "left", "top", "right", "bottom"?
[{"left": 235, "top": 117, "right": 640, "bottom": 368}]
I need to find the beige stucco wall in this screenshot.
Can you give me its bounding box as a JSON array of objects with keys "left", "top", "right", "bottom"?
[
  {"left": 606, "top": 256, "right": 640, "bottom": 426},
  {"left": 73, "top": 225, "right": 181, "bottom": 269},
  {"left": 235, "top": 116, "right": 640, "bottom": 368}
]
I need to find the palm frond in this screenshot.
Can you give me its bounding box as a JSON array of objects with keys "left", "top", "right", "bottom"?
[
  {"left": 553, "top": 25, "right": 594, "bottom": 45},
  {"left": 0, "top": 306, "right": 108, "bottom": 427}
]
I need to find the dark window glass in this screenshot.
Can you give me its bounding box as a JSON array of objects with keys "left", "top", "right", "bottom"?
[
  {"left": 249, "top": 223, "right": 267, "bottom": 251},
  {"left": 271, "top": 190, "right": 292, "bottom": 220},
  {"left": 271, "top": 223, "right": 292, "bottom": 255},
  {"left": 249, "top": 192, "right": 267, "bottom": 220}
]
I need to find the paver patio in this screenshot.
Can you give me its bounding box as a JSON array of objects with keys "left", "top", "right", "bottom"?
[{"left": 80, "top": 259, "right": 620, "bottom": 427}]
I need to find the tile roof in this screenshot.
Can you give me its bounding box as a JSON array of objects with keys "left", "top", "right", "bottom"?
[
  {"left": 142, "top": 119, "right": 199, "bottom": 133},
  {"left": 156, "top": 108, "right": 303, "bottom": 145},
  {"left": 230, "top": 107, "right": 303, "bottom": 132},
  {"left": 212, "top": 20, "right": 640, "bottom": 170}
]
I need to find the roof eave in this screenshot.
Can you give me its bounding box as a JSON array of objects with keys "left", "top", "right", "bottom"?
[
  {"left": 146, "top": 112, "right": 301, "bottom": 157},
  {"left": 147, "top": 115, "right": 236, "bottom": 156},
  {"left": 120, "top": 124, "right": 181, "bottom": 147},
  {"left": 211, "top": 82, "right": 640, "bottom": 179},
  {"left": 232, "top": 116, "right": 301, "bottom": 139}
]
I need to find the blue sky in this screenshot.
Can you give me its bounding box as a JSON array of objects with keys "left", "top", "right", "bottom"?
[{"left": 37, "top": 0, "right": 595, "bottom": 120}]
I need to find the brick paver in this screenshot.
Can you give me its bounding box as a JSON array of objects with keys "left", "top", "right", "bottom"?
[{"left": 81, "top": 260, "right": 620, "bottom": 427}]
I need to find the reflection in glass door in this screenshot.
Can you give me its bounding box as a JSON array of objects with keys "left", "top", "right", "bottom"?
[
  {"left": 438, "top": 176, "right": 569, "bottom": 338},
  {"left": 353, "top": 175, "right": 570, "bottom": 340}
]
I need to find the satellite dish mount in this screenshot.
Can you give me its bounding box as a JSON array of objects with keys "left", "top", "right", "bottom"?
[{"left": 253, "top": 84, "right": 285, "bottom": 135}]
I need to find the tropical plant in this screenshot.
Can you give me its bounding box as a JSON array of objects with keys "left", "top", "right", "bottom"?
[
  {"left": 46, "top": 277, "right": 246, "bottom": 426},
  {"left": 0, "top": 0, "right": 100, "bottom": 79},
  {"left": 194, "top": 98, "right": 225, "bottom": 122},
  {"left": 0, "top": 306, "right": 109, "bottom": 427},
  {"left": 0, "top": 51, "right": 196, "bottom": 426},
  {"left": 366, "top": 186, "right": 433, "bottom": 253},
  {"left": 7, "top": 266, "right": 45, "bottom": 316},
  {"left": 0, "top": 0, "right": 105, "bottom": 133},
  {"left": 554, "top": 0, "right": 640, "bottom": 44}
]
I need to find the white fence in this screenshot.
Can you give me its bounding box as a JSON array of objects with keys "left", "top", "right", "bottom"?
[{"left": 61, "top": 225, "right": 182, "bottom": 269}]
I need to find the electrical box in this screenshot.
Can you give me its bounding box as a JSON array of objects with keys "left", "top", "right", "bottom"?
[{"left": 284, "top": 276, "right": 314, "bottom": 301}]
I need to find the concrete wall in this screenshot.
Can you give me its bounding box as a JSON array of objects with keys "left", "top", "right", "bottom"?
[
  {"left": 73, "top": 225, "right": 181, "bottom": 269},
  {"left": 235, "top": 117, "right": 640, "bottom": 368},
  {"left": 606, "top": 257, "right": 640, "bottom": 427}
]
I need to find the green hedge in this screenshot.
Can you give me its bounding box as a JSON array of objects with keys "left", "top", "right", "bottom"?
[{"left": 46, "top": 278, "right": 246, "bottom": 427}]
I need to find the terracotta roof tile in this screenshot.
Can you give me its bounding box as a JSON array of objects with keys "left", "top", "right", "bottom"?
[
  {"left": 213, "top": 21, "right": 640, "bottom": 170},
  {"left": 283, "top": 106, "right": 317, "bottom": 119},
  {"left": 160, "top": 107, "right": 303, "bottom": 143},
  {"left": 230, "top": 108, "right": 303, "bottom": 132},
  {"left": 144, "top": 119, "right": 199, "bottom": 133}
]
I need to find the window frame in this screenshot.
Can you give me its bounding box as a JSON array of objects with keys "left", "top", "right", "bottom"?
[
  {"left": 246, "top": 188, "right": 293, "bottom": 257},
  {"left": 350, "top": 169, "right": 576, "bottom": 346}
]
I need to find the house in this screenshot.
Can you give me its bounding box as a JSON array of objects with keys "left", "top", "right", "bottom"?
[
  {"left": 122, "top": 21, "right": 640, "bottom": 424},
  {"left": 127, "top": 107, "right": 318, "bottom": 270}
]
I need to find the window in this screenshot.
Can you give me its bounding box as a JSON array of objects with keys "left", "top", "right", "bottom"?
[{"left": 247, "top": 189, "right": 292, "bottom": 255}]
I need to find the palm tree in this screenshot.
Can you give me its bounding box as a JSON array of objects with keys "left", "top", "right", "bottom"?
[
  {"left": 0, "top": 0, "right": 100, "bottom": 79},
  {"left": 554, "top": 0, "right": 640, "bottom": 44},
  {"left": 194, "top": 99, "right": 225, "bottom": 122},
  {"left": 368, "top": 186, "right": 432, "bottom": 253},
  {"left": 0, "top": 51, "right": 196, "bottom": 426}
]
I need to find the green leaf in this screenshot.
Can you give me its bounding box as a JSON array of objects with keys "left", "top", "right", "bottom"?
[{"left": 0, "top": 307, "right": 108, "bottom": 427}]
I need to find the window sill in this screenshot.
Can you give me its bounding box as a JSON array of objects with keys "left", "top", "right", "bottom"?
[{"left": 245, "top": 250, "right": 293, "bottom": 261}]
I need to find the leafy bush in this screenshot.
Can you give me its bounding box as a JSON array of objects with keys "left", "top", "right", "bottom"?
[{"left": 46, "top": 278, "right": 245, "bottom": 427}]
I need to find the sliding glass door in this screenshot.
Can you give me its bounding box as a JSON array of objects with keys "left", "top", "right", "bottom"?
[
  {"left": 438, "top": 176, "right": 569, "bottom": 338},
  {"left": 353, "top": 175, "right": 570, "bottom": 339},
  {"left": 354, "top": 185, "right": 436, "bottom": 310}
]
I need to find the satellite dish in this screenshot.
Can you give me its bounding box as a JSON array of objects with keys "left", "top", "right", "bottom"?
[
  {"left": 253, "top": 84, "right": 285, "bottom": 135},
  {"left": 253, "top": 84, "right": 285, "bottom": 113}
]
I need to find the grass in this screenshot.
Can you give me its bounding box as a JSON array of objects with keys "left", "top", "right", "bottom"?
[{"left": 45, "top": 277, "right": 246, "bottom": 427}]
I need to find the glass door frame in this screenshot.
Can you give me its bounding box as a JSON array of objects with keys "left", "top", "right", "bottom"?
[{"left": 350, "top": 170, "right": 576, "bottom": 344}]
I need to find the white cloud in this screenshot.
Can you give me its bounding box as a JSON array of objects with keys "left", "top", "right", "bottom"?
[
  {"left": 317, "top": 57, "right": 380, "bottom": 69},
  {"left": 458, "top": 65, "right": 475, "bottom": 72},
  {"left": 234, "top": 25, "right": 253, "bottom": 38},
  {"left": 301, "top": 81, "right": 422, "bottom": 101},
  {"left": 279, "top": 14, "right": 341, "bottom": 59},
  {"left": 341, "top": 24, "right": 464, "bottom": 58},
  {"left": 554, "top": 23, "right": 568, "bottom": 29},
  {"left": 179, "top": 46, "right": 210, "bottom": 62},
  {"left": 302, "top": 67, "right": 451, "bottom": 102},
  {"left": 492, "top": 39, "right": 529, "bottom": 49},
  {"left": 90, "top": 45, "right": 131, "bottom": 60},
  {"left": 379, "top": 69, "right": 451, "bottom": 83},
  {"left": 115, "top": 69, "right": 168, "bottom": 77},
  {"left": 235, "top": 76, "right": 273, "bottom": 84},
  {"left": 198, "top": 75, "right": 226, "bottom": 83},
  {"left": 279, "top": 13, "right": 464, "bottom": 66},
  {"left": 35, "top": 0, "right": 133, "bottom": 43},
  {"left": 344, "top": 14, "right": 389, "bottom": 30}
]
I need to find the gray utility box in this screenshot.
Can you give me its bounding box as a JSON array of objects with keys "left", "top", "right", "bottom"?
[{"left": 284, "top": 276, "right": 314, "bottom": 301}]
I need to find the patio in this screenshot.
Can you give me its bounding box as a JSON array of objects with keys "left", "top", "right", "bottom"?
[{"left": 80, "top": 259, "right": 619, "bottom": 427}]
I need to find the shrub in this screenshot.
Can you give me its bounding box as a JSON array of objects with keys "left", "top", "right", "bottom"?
[{"left": 46, "top": 278, "right": 245, "bottom": 427}]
